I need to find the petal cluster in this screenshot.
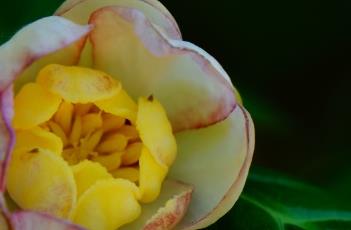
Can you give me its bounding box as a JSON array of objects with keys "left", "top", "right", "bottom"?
[{"left": 0, "top": 0, "right": 255, "bottom": 229}]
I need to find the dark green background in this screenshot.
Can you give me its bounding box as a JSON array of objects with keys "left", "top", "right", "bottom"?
[{"left": 1, "top": 0, "right": 351, "bottom": 229}]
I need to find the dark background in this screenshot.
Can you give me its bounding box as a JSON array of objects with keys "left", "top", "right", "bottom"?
[{"left": 1, "top": 0, "right": 351, "bottom": 227}]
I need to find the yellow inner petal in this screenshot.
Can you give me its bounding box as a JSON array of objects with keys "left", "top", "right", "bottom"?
[
  {"left": 136, "top": 96, "right": 177, "bottom": 167},
  {"left": 111, "top": 167, "right": 139, "bottom": 183},
  {"left": 139, "top": 147, "right": 168, "bottom": 203},
  {"left": 14, "top": 127, "right": 63, "bottom": 156},
  {"left": 13, "top": 82, "right": 61, "bottom": 129},
  {"left": 71, "top": 160, "right": 112, "bottom": 198},
  {"left": 95, "top": 89, "right": 137, "bottom": 124},
  {"left": 6, "top": 148, "right": 76, "bottom": 218},
  {"left": 71, "top": 179, "right": 141, "bottom": 230},
  {"left": 37, "top": 64, "right": 121, "bottom": 103}
]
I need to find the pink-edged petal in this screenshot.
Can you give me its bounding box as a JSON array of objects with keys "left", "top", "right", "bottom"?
[
  {"left": 56, "top": 0, "right": 181, "bottom": 40},
  {"left": 140, "top": 0, "right": 181, "bottom": 38},
  {"left": 0, "top": 207, "right": 10, "bottom": 230},
  {"left": 0, "top": 86, "right": 15, "bottom": 193},
  {"left": 142, "top": 185, "right": 192, "bottom": 230},
  {"left": 89, "top": 7, "right": 236, "bottom": 131},
  {"left": 168, "top": 106, "right": 255, "bottom": 229},
  {"left": 0, "top": 16, "right": 91, "bottom": 92},
  {"left": 10, "top": 211, "right": 84, "bottom": 230},
  {"left": 120, "top": 180, "right": 193, "bottom": 230}
]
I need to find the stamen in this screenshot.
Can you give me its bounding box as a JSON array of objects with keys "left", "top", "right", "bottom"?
[
  {"left": 122, "top": 142, "right": 142, "bottom": 166},
  {"left": 70, "top": 116, "right": 82, "bottom": 147},
  {"left": 75, "top": 103, "right": 93, "bottom": 116},
  {"left": 81, "top": 129, "right": 103, "bottom": 154},
  {"left": 62, "top": 147, "right": 79, "bottom": 165},
  {"left": 81, "top": 113, "right": 103, "bottom": 136},
  {"left": 54, "top": 101, "right": 74, "bottom": 134},
  {"left": 116, "top": 125, "right": 139, "bottom": 141},
  {"left": 48, "top": 121, "right": 68, "bottom": 147},
  {"left": 96, "top": 133, "right": 128, "bottom": 153},
  {"left": 92, "top": 152, "right": 123, "bottom": 171},
  {"left": 77, "top": 147, "right": 91, "bottom": 161},
  {"left": 102, "top": 114, "right": 125, "bottom": 132}
]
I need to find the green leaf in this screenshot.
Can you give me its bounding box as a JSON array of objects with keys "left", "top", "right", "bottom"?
[{"left": 207, "top": 167, "right": 351, "bottom": 230}]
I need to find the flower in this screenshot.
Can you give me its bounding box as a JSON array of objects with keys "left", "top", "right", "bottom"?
[{"left": 0, "top": 0, "right": 255, "bottom": 230}]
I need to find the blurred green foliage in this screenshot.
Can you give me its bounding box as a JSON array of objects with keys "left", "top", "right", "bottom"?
[
  {"left": 1, "top": 0, "right": 351, "bottom": 229},
  {"left": 210, "top": 168, "right": 351, "bottom": 230}
]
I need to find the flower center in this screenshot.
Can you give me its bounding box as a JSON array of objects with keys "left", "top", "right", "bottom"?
[
  {"left": 7, "top": 64, "right": 177, "bottom": 230},
  {"left": 43, "top": 101, "right": 141, "bottom": 181}
]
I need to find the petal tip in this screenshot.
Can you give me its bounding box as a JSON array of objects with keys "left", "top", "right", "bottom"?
[{"left": 142, "top": 180, "right": 193, "bottom": 230}]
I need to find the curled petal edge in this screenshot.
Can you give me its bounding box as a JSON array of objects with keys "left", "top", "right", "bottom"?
[
  {"left": 55, "top": 0, "right": 181, "bottom": 40},
  {"left": 90, "top": 6, "right": 236, "bottom": 132},
  {"left": 0, "top": 16, "right": 91, "bottom": 92},
  {"left": 180, "top": 106, "right": 255, "bottom": 230}
]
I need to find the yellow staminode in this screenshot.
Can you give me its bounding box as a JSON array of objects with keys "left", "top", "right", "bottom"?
[
  {"left": 15, "top": 127, "right": 63, "bottom": 156},
  {"left": 37, "top": 64, "right": 121, "bottom": 103},
  {"left": 8, "top": 64, "right": 177, "bottom": 230},
  {"left": 7, "top": 148, "right": 76, "bottom": 218}
]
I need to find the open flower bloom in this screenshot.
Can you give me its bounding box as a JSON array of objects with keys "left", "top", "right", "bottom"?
[{"left": 0, "top": 0, "right": 255, "bottom": 230}]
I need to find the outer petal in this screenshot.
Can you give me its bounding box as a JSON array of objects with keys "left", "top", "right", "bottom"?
[
  {"left": 168, "top": 106, "right": 255, "bottom": 229},
  {"left": 120, "top": 180, "right": 193, "bottom": 230},
  {"left": 0, "top": 16, "right": 91, "bottom": 92},
  {"left": 89, "top": 7, "right": 236, "bottom": 131},
  {"left": 0, "top": 204, "right": 10, "bottom": 229},
  {"left": 56, "top": 0, "right": 181, "bottom": 39},
  {"left": 10, "top": 211, "right": 84, "bottom": 230},
  {"left": 0, "top": 86, "right": 14, "bottom": 193}
]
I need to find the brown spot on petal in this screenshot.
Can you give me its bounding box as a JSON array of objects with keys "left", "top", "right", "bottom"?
[{"left": 147, "top": 95, "right": 154, "bottom": 102}]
